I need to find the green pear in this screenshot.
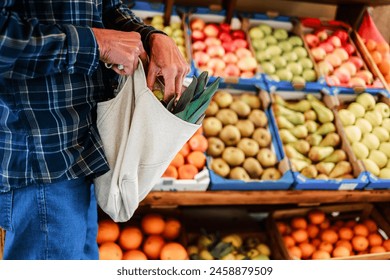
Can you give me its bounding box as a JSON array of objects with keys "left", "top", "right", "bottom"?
[
  {"left": 355, "top": 118, "right": 373, "bottom": 134},
  {"left": 284, "top": 112, "right": 305, "bottom": 125},
  {"left": 305, "top": 120, "right": 319, "bottom": 134},
  {"left": 285, "top": 100, "right": 311, "bottom": 112},
  {"left": 344, "top": 125, "right": 362, "bottom": 143},
  {"left": 310, "top": 101, "right": 334, "bottom": 124},
  {"left": 289, "top": 125, "right": 308, "bottom": 139},
  {"left": 379, "top": 168, "right": 390, "bottom": 179},
  {"left": 315, "top": 162, "right": 335, "bottom": 175},
  {"left": 382, "top": 118, "right": 390, "bottom": 132},
  {"left": 316, "top": 174, "right": 329, "bottom": 180},
  {"left": 339, "top": 109, "right": 356, "bottom": 126},
  {"left": 289, "top": 140, "right": 311, "bottom": 155},
  {"left": 314, "top": 122, "right": 336, "bottom": 135},
  {"left": 363, "top": 159, "right": 380, "bottom": 176},
  {"left": 375, "top": 102, "right": 390, "bottom": 118},
  {"left": 306, "top": 134, "right": 323, "bottom": 146},
  {"left": 290, "top": 158, "right": 311, "bottom": 171},
  {"left": 369, "top": 150, "right": 388, "bottom": 169},
  {"left": 372, "top": 127, "right": 390, "bottom": 142},
  {"left": 308, "top": 146, "right": 334, "bottom": 162},
  {"left": 361, "top": 133, "right": 380, "bottom": 150},
  {"left": 276, "top": 116, "right": 295, "bottom": 129},
  {"left": 304, "top": 110, "right": 317, "bottom": 121},
  {"left": 364, "top": 111, "right": 383, "bottom": 127},
  {"left": 279, "top": 129, "right": 298, "bottom": 144},
  {"left": 319, "top": 132, "right": 340, "bottom": 147},
  {"left": 323, "top": 149, "right": 347, "bottom": 163},
  {"left": 273, "top": 104, "right": 296, "bottom": 116},
  {"left": 329, "top": 161, "right": 352, "bottom": 178},
  {"left": 379, "top": 142, "right": 390, "bottom": 158},
  {"left": 347, "top": 102, "right": 366, "bottom": 118},
  {"left": 352, "top": 142, "right": 369, "bottom": 159},
  {"left": 285, "top": 145, "right": 311, "bottom": 163},
  {"left": 301, "top": 165, "right": 318, "bottom": 179},
  {"left": 356, "top": 93, "right": 376, "bottom": 111},
  {"left": 274, "top": 94, "right": 287, "bottom": 106}
]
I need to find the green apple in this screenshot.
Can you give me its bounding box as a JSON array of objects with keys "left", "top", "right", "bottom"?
[
  {"left": 369, "top": 150, "right": 388, "bottom": 169},
  {"left": 363, "top": 159, "right": 380, "bottom": 176},
  {"left": 344, "top": 125, "right": 362, "bottom": 143},
  {"left": 249, "top": 27, "right": 265, "bottom": 39},
  {"left": 356, "top": 93, "right": 376, "bottom": 111},
  {"left": 355, "top": 118, "right": 372, "bottom": 134},
  {"left": 152, "top": 23, "right": 164, "bottom": 30},
  {"left": 288, "top": 36, "right": 303, "bottom": 47},
  {"left": 256, "top": 51, "right": 271, "bottom": 62},
  {"left": 373, "top": 126, "right": 390, "bottom": 142},
  {"left": 170, "top": 22, "right": 181, "bottom": 30},
  {"left": 163, "top": 26, "right": 173, "bottom": 36},
  {"left": 262, "top": 62, "right": 276, "bottom": 75},
  {"left": 292, "top": 76, "right": 306, "bottom": 84},
  {"left": 361, "top": 133, "right": 380, "bottom": 150},
  {"left": 173, "top": 36, "right": 185, "bottom": 46},
  {"left": 380, "top": 142, "right": 390, "bottom": 158},
  {"left": 283, "top": 52, "right": 299, "bottom": 62},
  {"left": 293, "top": 46, "right": 308, "bottom": 58},
  {"left": 279, "top": 41, "right": 293, "bottom": 52},
  {"left": 287, "top": 62, "right": 303, "bottom": 75},
  {"left": 339, "top": 109, "right": 356, "bottom": 126},
  {"left": 379, "top": 168, "right": 390, "bottom": 179},
  {"left": 352, "top": 142, "right": 369, "bottom": 159},
  {"left": 364, "top": 111, "right": 383, "bottom": 127},
  {"left": 302, "top": 69, "right": 316, "bottom": 82},
  {"left": 382, "top": 118, "right": 390, "bottom": 132},
  {"left": 347, "top": 102, "right": 366, "bottom": 118},
  {"left": 276, "top": 69, "right": 293, "bottom": 81},
  {"left": 253, "top": 40, "right": 268, "bottom": 51},
  {"left": 266, "top": 45, "right": 282, "bottom": 57},
  {"left": 375, "top": 102, "right": 390, "bottom": 118},
  {"left": 299, "top": 57, "right": 314, "bottom": 69},
  {"left": 265, "top": 35, "right": 278, "bottom": 46},
  {"left": 172, "top": 29, "right": 184, "bottom": 38},
  {"left": 259, "top": 24, "right": 272, "bottom": 36},
  {"left": 151, "top": 15, "right": 164, "bottom": 25},
  {"left": 271, "top": 57, "right": 287, "bottom": 69},
  {"left": 273, "top": 28, "right": 289, "bottom": 41},
  {"left": 268, "top": 74, "right": 280, "bottom": 82}
]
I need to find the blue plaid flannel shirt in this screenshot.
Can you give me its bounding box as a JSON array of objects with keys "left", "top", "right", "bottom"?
[{"left": 0, "top": 0, "right": 162, "bottom": 191}]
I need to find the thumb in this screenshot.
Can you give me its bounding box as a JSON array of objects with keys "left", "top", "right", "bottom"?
[{"left": 147, "top": 62, "right": 158, "bottom": 91}]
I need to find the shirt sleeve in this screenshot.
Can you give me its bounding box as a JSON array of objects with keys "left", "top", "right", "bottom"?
[
  {"left": 0, "top": 2, "right": 99, "bottom": 79},
  {"left": 102, "top": 0, "right": 166, "bottom": 54}
]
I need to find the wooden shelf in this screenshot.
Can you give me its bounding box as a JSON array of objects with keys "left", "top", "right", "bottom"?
[
  {"left": 282, "top": 0, "right": 390, "bottom": 5},
  {"left": 142, "top": 190, "right": 390, "bottom": 207}
]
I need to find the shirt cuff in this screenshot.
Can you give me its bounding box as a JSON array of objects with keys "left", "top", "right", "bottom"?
[{"left": 62, "top": 25, "right": 100, "bottom": 75}]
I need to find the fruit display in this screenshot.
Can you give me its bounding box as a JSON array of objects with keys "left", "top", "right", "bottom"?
[
  {"left": 189, "top": 17, "right": 258, "bottom": 79},
  {"left": 335, "top": 92, "right": 390, "bottom": 179},
  {"left": 248, "top": 22, "right": 317, "bottom": 83},
  {"left": 271, "top": 92, "right": 362, "bottom": 184},
  {"left": 271, "top": 205, "right": 390, "bottom": 260},
  {"left": 303, "top": 24, "right": 378, "bottom": 88},
  {"left": 203, "top": 89, "right": 284, "bottom": 183},
  {"left": 97, "top": 213, "right": 188, "bottom": 260}
]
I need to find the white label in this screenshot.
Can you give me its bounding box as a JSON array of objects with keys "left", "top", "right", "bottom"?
[{"left": 339, "top": 183, "right": 357, "bottom": 190}]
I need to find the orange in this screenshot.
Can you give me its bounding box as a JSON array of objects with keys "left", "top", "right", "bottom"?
[
  {"left": 188, "top": 134, "right": 208, "bottom": 152},
  {"left": 179, "top": 142, "right": 191, "bottom": 157},
  {"left": 96, "top": 220, "right": 120, "bottom": 244},
  {"left": 291, "top": 229, "right": 308, "bottom": 244},
  {"left": 122, "top": 250, "right": 148, "bottom": 260},
  {"left": 308, "top": 210, "right": 326, "bottom": 225},
  {"left": 383, "top": 239, "right": 390, "bottom": 251},
  {"left": 143, "top": 235, "right": 166, "bottom": 260},
  {"left": 332, "top": 246, "right": 350, "bottom": 258},
  {"left": 370, "top": 246, "right": 386, "bottom": 254},
  {"left": 336, "top": 240, "right": 353, "bottom": 253},
  {"left": 366, "top": 39, "right": 377, "bottom": 52},
  {"left": 299, "top": 243, "right": 315, "bottom": 259},
  {"left": 288, "top": 246, "right": 302, "bottom": 260},
  {"left": 338, "top": 227, "right": 354, "bottom": 241},
  {"left": 345, "top": 220, "right": 357, "bottom": 228},
  {"left": 160, "top": 242, "right": 189, "bottom": 260},
  {"left": 186, "top": 151, "right": 206, "bottom": 170},
  {"left": 307, "top": 224, "right": 320, "bottom": 239},
  {"left": 291, "top": 217, "right": 308, "bottom": 230},
  {"left": 352, "top": 236, "right": 369, "bottom": 252},
  {"left": 362, "top": 219, "right": 378, "bottom": 233},
  {"left": 321, "top": 229, "right": 338, "bottom": 244},
  {"left": 99, "top": 242, "right": 123, "bottom": 260},
  {"left": 368, "top": 233, "right": 383, "bottom": 247},
  {"left": 162, "top": 218, "right": 182, "bottom": 240},
  {"left": 283, "top": 235, "right": 296, "bottom": 248},
  {"left": 312, "top": 250, "right": 331, "bottom": 260},
  {"left": 178, "top": 164, "right": 199, "bottom": 179},
  {"left": 319, "top": 219, "right": 330, "bottom": 230},
  {"left": 376, "top": 42, "right": 390, "bottom": 54},
  {"left": 353, "top": 224, "right": 369, "bottom": 237},
  {"left": 195, "top": 126, "right": 203, "bottom": 135},
  {"left": 311, "top": 238, "right": 321, "bottom": 248},
  {"left": 371, "top": 51, "right": 383, "bottom": 65},
  {"left": 162, "top": 165, "right": 178, "bottom": 179},
  {"left": 334, "top": 220, "right": 345, "bottom": 229},
  {"left": 170, "top": 153, "right": 185, "bottom": 168},
  {"left": 119, "top": 226, "right": 143, "bottom": 250},
  {"left": 276, "top": 222, "right": 289, "bottom": 235},
  {"left": 379, "top": 60, "right": 390, "bottom": 75},
  {"left": 318, "top": 241, "right": 333, "bottom": 254},
  {"left": 141, "top": 213, "right": 166, "bottom": 235}
]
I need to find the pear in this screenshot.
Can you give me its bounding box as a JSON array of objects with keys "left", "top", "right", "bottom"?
[
  {"left": 243, "top": 157, "right": 264, "bottom": 179},
  {"left": 363, "top": 159, "right": 380, "bottom": 176},
  {"left": 319, "top": 132, "right": 340, "bottom": 147},
  {"left": 352, "top": 142, "right": 369, "bottom": 159},
  {"left": 364, "top": 110, "right": 383, "bottom": 127},
  {"left": 304, "top": 110, "right": 317, "bottom": 121},
  {"left": 379, "top": 142, "right": 390, "bottom": 158},
  {"left": 274, "top": 94, "right": 287, "bottom": 106},
  {"left": 322, "top": 149, "right": 347, "bottom": 163},
  {"left": 310, "top": 100, "right": 334, "bottom": 124},
  {"left": 339, "top": 109, "right": 356, "bottom": 126},
  {"left": 289, "top": 125, "right": 308, "bottom": 139},
  {"left": 308, "top": 146, "right": 334, "bottom": 162},
  {"left": 314, "top": 122, "right": 336, "bottom": 135},
  {"left": 306, "top": 94, "right": 324, "bottom": 105},
  {"left": 305, "top": 120, "right": 319, "bottom": 134},
  {"left": 285, "top": 100, "right": 311, "bottom": 112},
  {"left": 315, "top": 162, "right": 335, "bottom": 175},
  {"left": 387, "top": 159, "right": 390, "bottom": 169},
  {"left": 284, "top": 112, "right": 305, "bottom": 125},
  {"left": 356, "top": 92, "right": 376, "bottom": 111},
  {"left": 276, "top": 116, "right": 295, "bottom": 129},
  {"left": 273, "top": 104, "right": 297, "bottom": 116},
  {"left": 355, "top": 118, "right": 372, "bottom": 134},
  {"left": 375, "top": 102, "right": 390, "bottom": 118},
  {"left": 344, "top": 125, "right": 362, "bottom": 143},
  {"left": 348, "top": 102, "right": 366, "bottom": 118},
  {"left": 279, "top": 129, "right": 298, "bottom": 144},
  {"left": 316, "top": 174, "right": 329, "bottom": 180},
  {"left": 290, "top": 158, "right": 311, "bottom": 172},
  {"left": 329, "top": 161, "right": 352, "bottom": 178},
  {"left": 306, "top": 134, "right": 323, "bottom": 146},
  {"left": 382, "top": 118, "right": 390, "bottom": 132},
  {"left": 285, "top": 145, "right": 311, "bottom": 163},
  {"left": 289, "top": 140, "right": 311, "bottom": 155},
  {"left": 240, "top": 93, "right": 261, "bottom": 109},
  {"left": 301, "top": 165, "right": 318, "bottom": 179},
  {"left": 379, "top": 168, "right": 390, "bottom": 179},
  {"left": 372, "top": 127, "right": 390, "bottom": 142},
  {"left": 361, "top": 133, "right": 380, "bottom": 150},
  {"left": 369, "top": 150, "right": 388, "bottom": 169}
]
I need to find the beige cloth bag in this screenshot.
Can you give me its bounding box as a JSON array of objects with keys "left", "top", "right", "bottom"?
[{"left": 94, "top": 62, "right": 200, "bottom": 222}]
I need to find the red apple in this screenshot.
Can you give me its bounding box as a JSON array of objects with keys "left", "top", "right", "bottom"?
[
  {"left": 327, "top": 75, "right": 341, "bottom": 86},
  {"left": 190, "top": 18, "right": 206, "bottom": 31},
  {"left": 219, "top": 23, "right": 231, "bottom": 33},
  {"left": 333, "top": 48, "right": 349, "bottom": 62},
  {"left": 193, "top": 51, "right": 210, "bottom": 66},
  {"left": 311, "top": 47, "right": 327, "bottom": 61},
  {"left": 355, "top": 70, "right": 374, "bottom": 84},
  {"left": 207, "top": 45, "right": 225, "bottom": 57},
  {"left": 204, "top": 37, "right": 222, "bottom": 47},
  {"left": 343, "top": 43, "right": 355, "bottom": 56},
  {"left": 339, "top": 61, "right": 357, "bottom": 76},
  {"left": 222, "top": 41, "right": 237, "bottom": 53},
  {"left": 207, "top": 57, "right": 226, "bottom": 71},
  {"left": 223, "top": 63, "right": 240, "bottom": 77},
  {"left": 232, "top": 39, "right": 248, "bottom": 49},
  {"left": 219, "top": 32, "right": 233, "bottom": 43},
  {"left": 235, "top": 47, "right": 253, "bottom": 59},
  {"left": 348, "top": 56, "right": 364, "bottom": 70},
  {"left": 349, "top": 77, "right": 366, "bottom": 87},
  {"left": 223, "top": 52, "right": 238, "bottom": 64},
  {"left": 192, "top": 41, "right": 207, "bottom": 52},
  {"left": 240, "top": 71, "right": 255, "bottom": 78},
  {"left": 191, "top": 30, "right": 206, "bottom": 41},
  {"left": 231, "top": 30, "right": 246, "bottom": 40},
  {"left": 333, "top": 30, "right": 349, "bottom": 44},
  {"left": 305, "top": 34, "right": 319, "bottom": 48},
  {"left": 334, "top": 67, "right": 351, "bottom": 84},
  {"left": 237, "top": 56, "right": 257, "bottom": 72},
  {"left": 315, "top": 29, "right": 328, "bottom": 42},
  {"left": 327, "top": 36, "right": 342, "bottom": 48},
  {"left": 319, "top": 42, "right": 334, "bottom": 54},
  {"left": 204, "top": 23, "right": 219, "bottom": 37},
  {"left": 324, "top": 53, "right": 342, "bottom": 68}
]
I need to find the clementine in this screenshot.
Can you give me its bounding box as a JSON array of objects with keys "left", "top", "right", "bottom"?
[
  {"left": 319, "top": 219, "right": 330, "bottom": 230},
  {"left": 353, "top": 224, "right": 369, "bottom": 237},
  {"left": 321, "top": 229, "right": 338, "bottom": 244},
  {"left": 311, "top": 238, "right": 321, "bottom": 248},
  {"left": 307, "top": 210, "right": 326, "bottom": 225},
  {"left": 96, "top": 220, "right": 120, "bottom": 244},
  {"left": 370, "top": 246, "right": 386, "bottom": 254},
  {"left": 311, "top": 250, "right": 331, "bottom": 260},
  {"left": 160, "top": 242, "right": 189, "bottom": 260},
  {"left": 122, "top": 250, "right": 148, "bottom": 260},
  {"left": 367, "top": 233, "right": 383, "bottom": 247},
  {"left": 179, "top": 142, "right": 191, "bottom": 157},
  {"left": 170, "top": 153, "right": 185, "bottom": 168},
  {"left": 141, "top": 213, "right": 166, "bottom": 235},
  {"left": 362, "top": 219, "right": 378, "bottom": 233},
  {"left": 276, "top": 222, "right": 289, "bottom": 235},
  {"left": 162, "top": 218, "right": 182, "bottom": 240},
  {"left": 379, "top": 60, "right": 390, "bottom": 75},
  {"left": 288, "top": 246, "right": 302, "bottom": 260},
  {"left": 383, "top": 239, "right": 390, "bottom": 251},
  {"left": 318, "top": 241, "right": 333, "bottom": 254},
  {"left": 299, "top": 243, "right": 315, "bottom": 259},
  {"left": 188, "top": 134, "right": 208, "bottom": 152},
  {"left": 186, "top": 151, "right": 206, "bottom": 170},
  {"left": 283, "top": 235, "right": 296, "bottom": 248},
  {"left": 366, "top": 39, "right": 377, "bottom": 52},
  {"left": 307, "top": 224, "right": 320, "bottom": 239},
  {"left": 371, "top": 51, "right": 383, "bottom": 65},
  {"left": 332, "top": 246, "right": 350, "bottom": 258},
  {"left": 143, "top": 235, "right": 166, "bottom": 260},
  {"left": 336, "top": 240, "right": 353, "bottom": 253},
  {"left": 178, "top": 164, "right": 199, "bottom": 179},
  {"left": 291, "top": 217, "right": 308, "bottom": 230},
  {"left": 351, "top": 236, "right": 369, "bottom": 252},
  {"left": 345, "top": 220, "right": 357, "bottom": 228},
  {"left": 338, "top": 227, "right": 354, "bottom": 241},
  {"left": 119, "top": 226, "right": 143, "bottom": 250},
  {"left": 99, "top": 242, "right": 123, "bottom": 260},
  {"left": 162, "top": 165, "right": 178, "bottom": 179},
  {"left": 291, "top": 229, "right": 308, "bottom": 244},
  {"left": 377, "top": 42, "right": 390, "bottom": 54}
]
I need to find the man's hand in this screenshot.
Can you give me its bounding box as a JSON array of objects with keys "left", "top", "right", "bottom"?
[
  {"left": 92, "top": 28, "right": 147, "bottom": 75},
  {"left": 147, "top": 33, "right": 190, "bottom": 102}
]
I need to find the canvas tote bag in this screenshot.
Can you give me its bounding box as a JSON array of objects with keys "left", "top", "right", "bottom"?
[{"left": 94, "top": 61, "right": 200, "bottom": 222}]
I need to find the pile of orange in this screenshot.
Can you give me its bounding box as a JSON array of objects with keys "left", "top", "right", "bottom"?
[
  {"left": 277, "top": 209, "right": 390, "bottom": 260},
  {"left": 365, "top": 39, "right": 390, "bottom": 85},
  {"left": 97, "top": 213, "right": 188, "bottom": 260},
  {"left": 162, "top": 127, "right": 208, "bottom": 180}
]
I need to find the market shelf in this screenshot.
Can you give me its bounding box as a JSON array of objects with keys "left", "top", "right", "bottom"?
[{"left": 142, "top": 190, "right": 390, "bottom": 207}]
